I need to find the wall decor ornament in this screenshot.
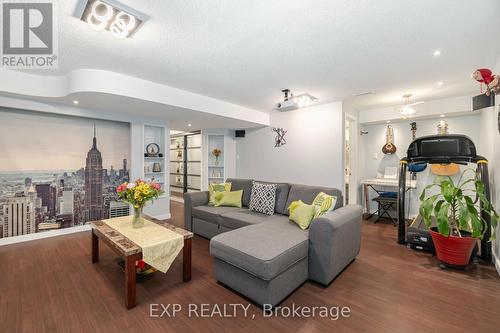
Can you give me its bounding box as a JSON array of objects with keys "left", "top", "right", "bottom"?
[
  {"left": 145, "top": 143, "right": 160, "bottom": 157},
  {"left": 152, "top": 162, "right": 161, "bottom": 173},
  {"left": 212, "top": 148, "right": 222, "bottom": 165},
  {"left": 272, "top": 127, "right": 287, "bottom": 147},
  {"left": 410, "top": 122, "right": 417, "bottom": 140},
  {"left": 381, "top": 125, "right": 396, "bottom": 154}
]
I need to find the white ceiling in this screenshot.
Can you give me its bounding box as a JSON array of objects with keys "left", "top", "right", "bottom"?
[{"left": 16, "top": 0, "right": 500, "bottom": 112}]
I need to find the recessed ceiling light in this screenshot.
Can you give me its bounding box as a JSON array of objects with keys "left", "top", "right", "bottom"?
[
  {"left": 188, "top": 124, "right": 192, "bottom": 127},
  {"left": 433, "top": 50, "right": 441, "bottom": 57},
  {"left": 437, "top": 81, "right": 444, "bottom": 86},
  {"left": 386, "top": 120, "right": 391, "bottom": 124},
  {"left": 73, "top": 100, "right": 79, "bottom": 105},
  {"left": 440, "top": 114, "right": 445, "bottom": 118}
]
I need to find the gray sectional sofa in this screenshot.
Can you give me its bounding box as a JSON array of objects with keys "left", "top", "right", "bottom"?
[{"left": 184, "top": 178, "right": 363, "bottom": 306}]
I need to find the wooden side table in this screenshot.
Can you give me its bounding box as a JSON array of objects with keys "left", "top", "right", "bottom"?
[{"left": 90, "top": 219, "right": 193, "bottom": 309}]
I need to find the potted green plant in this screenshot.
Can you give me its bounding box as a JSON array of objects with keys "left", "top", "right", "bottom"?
[{"left": 419, "top": 169, "right": 498, "bottom": 267}]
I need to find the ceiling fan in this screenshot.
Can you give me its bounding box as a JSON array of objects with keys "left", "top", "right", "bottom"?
[{"left": 399, "top": 94, "right": 424, "bottom": 116}]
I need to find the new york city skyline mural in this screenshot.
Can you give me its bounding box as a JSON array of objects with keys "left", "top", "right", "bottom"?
[{"left": 0, "top": 110, "right": 130, "bottom": 239}]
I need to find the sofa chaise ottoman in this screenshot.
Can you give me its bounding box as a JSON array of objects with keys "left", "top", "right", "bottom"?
[{"left": 184, "top": 178, "right": 363, "bottom": 306}]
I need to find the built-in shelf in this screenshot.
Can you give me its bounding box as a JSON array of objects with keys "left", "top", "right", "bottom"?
[
  {"left": 143, "top": 124, "right": 168, "bottom": 215},
  {"left": 144, "top": 156, "right": 165, "bottom": 160},
  {"left": 171, "top": 184, "right": 200, "bottom": 190},
  {"left": 206, "top": 134, "right": 225, "bottom": 187},
  {"left": 169, "top": 146, "right": 200, "bottom": 151},
  {"left": 170, "top": 131, "right": 202, "bottom": 196}
]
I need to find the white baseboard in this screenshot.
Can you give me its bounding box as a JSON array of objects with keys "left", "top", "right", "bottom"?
[{"left": 0, "top": 224, "right": 91, "bottom": 247}]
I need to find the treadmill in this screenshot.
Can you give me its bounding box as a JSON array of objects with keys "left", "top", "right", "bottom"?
[{"left": 397, "top": 134, "right": 492, "bottom": 262}]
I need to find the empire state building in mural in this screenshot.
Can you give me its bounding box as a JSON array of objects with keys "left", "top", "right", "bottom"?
[{"left": 84, "top": 125, "right": 104, "bottom": 222}]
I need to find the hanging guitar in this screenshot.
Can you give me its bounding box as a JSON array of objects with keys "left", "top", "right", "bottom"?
[
  {"left": 408, "top": 122, "right": 427, "bottom": 173},
  {"left": 410, "top": 122, "right": 417, "bottom": 140},
  {"left": 430, "top": 120, "right": 460, "bottom": 176},
  {"left": 382, "top": 125, "right": 397, "bottom": 154}
]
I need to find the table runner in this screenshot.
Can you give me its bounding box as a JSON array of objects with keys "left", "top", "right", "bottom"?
[{"left": 103, "top": 216, "right": 183, "bottom": 273}]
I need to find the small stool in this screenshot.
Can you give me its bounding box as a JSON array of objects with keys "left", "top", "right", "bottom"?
[{"left": 373, "top": 193, "right": 397, "bottom": 225}]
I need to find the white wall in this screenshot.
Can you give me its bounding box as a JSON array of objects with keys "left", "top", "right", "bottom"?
[
  {"left": 480, "top": 57, "right": 500, "bottom": 274},
  {"left": 360, "top": 113, "right": 482, "bottom": 217},
  {"left": 236, "top": 102, "right": 344, "bottom": 191}
]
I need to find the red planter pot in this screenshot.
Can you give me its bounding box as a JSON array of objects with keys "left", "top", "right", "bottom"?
[{"left": 429, "top": 228, "right": 477, "bottom": 267}]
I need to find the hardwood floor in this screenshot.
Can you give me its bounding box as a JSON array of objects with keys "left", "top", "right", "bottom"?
[{"left": 1, "top": 201, "right": 499, "bottom": 333}]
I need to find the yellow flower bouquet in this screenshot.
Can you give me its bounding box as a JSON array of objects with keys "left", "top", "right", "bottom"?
[{"left": 117, "top": 179, "right": 164, "bottom": 228}]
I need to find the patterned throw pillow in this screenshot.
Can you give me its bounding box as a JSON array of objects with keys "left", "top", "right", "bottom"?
[
  {"left": 249, "top": 182, "right": 277, "bottom": 216},
  {"left": 312, "top": 192, "right": 337, "bottom": 218},
  {"left": 208, "top": 182, "right": 232, "bottom": 206}
]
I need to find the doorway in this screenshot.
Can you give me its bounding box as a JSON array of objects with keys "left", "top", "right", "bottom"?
[{"left": 344, "top": 115, "right": 357, "bottom": 205}]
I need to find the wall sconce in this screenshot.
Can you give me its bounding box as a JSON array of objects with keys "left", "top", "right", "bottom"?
[{"left": 80, "top": 0, "right": 143, "bottom": 39}]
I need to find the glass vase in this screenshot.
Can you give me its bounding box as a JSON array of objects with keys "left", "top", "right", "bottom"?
[{"left": 132, "top": 207, "right": 144, "bottom": 229}]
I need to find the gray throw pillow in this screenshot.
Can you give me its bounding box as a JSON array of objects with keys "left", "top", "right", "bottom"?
[{"left": 249, "top": 181, "right": 277, "bottom": 216}]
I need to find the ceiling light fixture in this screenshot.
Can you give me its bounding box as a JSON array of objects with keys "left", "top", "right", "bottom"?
[
  {"left": 440, "top": 114, "right": 445, "bottom": 118},
  {"left": 81, "top": 0, "right": 143, "bottom": 39},
  {"left": 437, "top": 81, "right": 444, "bottom": 86},
  {"left": 73, "top": 100, "right": 79, "bottom": 105},
  {"left": 433, "top": 50, "right": 441, "bottom": 57},
  {"left": 400, "top": 106, "right": 416, "bottom": 116},
  {"left": 399, "top": 94, "right": 424, "bottom": 116},
  {"left": 188, "top": 124, "right": 192, "bottom": 127},
  {"left": 274, "top": 89, "right": 318, "bottom": 112}
]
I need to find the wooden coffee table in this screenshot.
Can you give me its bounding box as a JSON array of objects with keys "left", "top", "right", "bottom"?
[{"left": 90, "top": 218, "right": 193, "bottom": 309}]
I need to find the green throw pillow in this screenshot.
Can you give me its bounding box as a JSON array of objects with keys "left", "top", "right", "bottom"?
[
  {"left": 312, "top": 192, "right": 337, "bottom": 218},
  {"left": 214, "top": 190, "right": 243, "bottom": 208},
  {"left": 208, "top": 182, "right": 232, "bottom": 206},
  {"left": 288, "top": 200, "right": 320, "bottom": 230}
]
